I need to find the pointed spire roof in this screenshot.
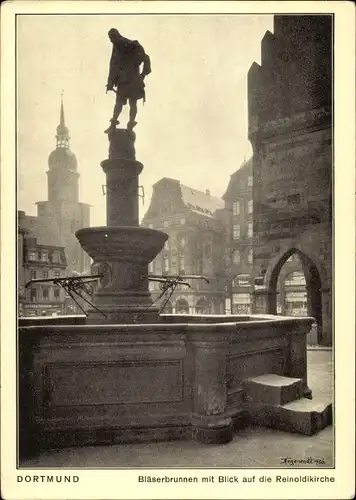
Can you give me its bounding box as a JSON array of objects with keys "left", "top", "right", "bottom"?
[
  {"left": 48, "top": 92, "right": 77, "bottom": 170},
  {"left": 56, "top": 91, "right": 70, "bottom": 148},
  {"left": 60, "top": 91, "right": 66, "bottom": 127}
]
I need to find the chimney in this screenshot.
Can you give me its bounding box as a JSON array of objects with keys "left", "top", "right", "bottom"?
[{"left": 206, "top": 189, "right": 210, "bottom": 196}]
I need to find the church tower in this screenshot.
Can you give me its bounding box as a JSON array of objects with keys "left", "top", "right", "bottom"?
[
  {"left": 47, "top": 95, "right": 79, "bottom": 203},
  {"left": 36, "top": 94, "right": 91, "bottom": 275}
]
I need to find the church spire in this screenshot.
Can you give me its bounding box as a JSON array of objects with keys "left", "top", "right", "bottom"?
[
  {"left": 60, "top": 91, "right": 65, "bottom": 129},
  {"left": 48, "top": 91, "right": 77, "bottom": 172},
  {"left": 56, "top": 91, "right": 70, "bottom": 148}
]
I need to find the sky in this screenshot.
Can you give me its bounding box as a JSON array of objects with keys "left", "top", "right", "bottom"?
[{"left": 17, "top": 14, "right": 273, "bottom": 226}]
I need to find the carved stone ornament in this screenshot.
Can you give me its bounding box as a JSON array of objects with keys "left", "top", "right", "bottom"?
[
  {"left": 108, "top": 128, "right": 136, "bottom": 161},
  {"left": 98, "top": 261, "right": 113, "bottom": 288}
]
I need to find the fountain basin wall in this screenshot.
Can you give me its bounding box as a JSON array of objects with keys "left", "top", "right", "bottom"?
[{"left": 19, "top": 314, "right": 313, "bottom": 456}]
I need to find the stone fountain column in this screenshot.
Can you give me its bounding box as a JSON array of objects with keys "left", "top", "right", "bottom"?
[{"left": 76, "top": 129, "right": 167, "bottom": 324}]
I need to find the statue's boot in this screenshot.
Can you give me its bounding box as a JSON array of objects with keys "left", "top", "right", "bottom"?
[
  {"left": 127, "top": 120, "right": 137, "bottom": 131},
  {"left": 104, "top": 119, "right": 119, "bottom": 134}
]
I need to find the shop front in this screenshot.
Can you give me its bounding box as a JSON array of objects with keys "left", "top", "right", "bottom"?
[
  {"left": 285, "top": 290, "right": 308, "bottom": 316},
  {"left": 232, "top": 274, "right": 252, "bottom": 314},
  {"left": 21, "top": 302, "right": 64, "bottom": 317},
  {"left": 232, "top": 293, "right": 251, "bottom": 314}
]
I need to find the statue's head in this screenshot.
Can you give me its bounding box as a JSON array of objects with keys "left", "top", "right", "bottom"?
[{"left": 108, "top": 28, "right": 120, "bottom": 42}]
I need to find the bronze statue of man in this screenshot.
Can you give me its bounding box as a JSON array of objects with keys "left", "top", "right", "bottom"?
[{"left": 105, "top": 28, "right": 151, "bottom": 133}]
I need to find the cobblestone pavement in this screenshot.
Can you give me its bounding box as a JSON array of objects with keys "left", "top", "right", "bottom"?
[{"left": 20, "top": 350, "right": 333, "bottom": 469}]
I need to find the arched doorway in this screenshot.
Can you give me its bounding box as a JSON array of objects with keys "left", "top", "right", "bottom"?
[
  {"left": 195, "top": 298, "right": 211, "bottom": 314},
  {"left": 282, "top": 271, "right": 307, "bottom": 316},
  {"left": 269, "top": 249, "right": 322, "bottom": 343},
  {"left": 175, "top": 298, "right": 189, "bottom": 314}
]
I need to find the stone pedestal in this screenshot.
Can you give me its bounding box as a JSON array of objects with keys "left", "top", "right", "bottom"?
[
  {"left": 76, "top": 128, "right": 167, "bottom": 324},
  {"left": 103, "top": 129, "right": 141, "bottom": 227}
]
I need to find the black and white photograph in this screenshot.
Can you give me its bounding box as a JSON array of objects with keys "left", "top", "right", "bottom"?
[{"left": 1, "top": 1, "right": 355, "bottom": 499}]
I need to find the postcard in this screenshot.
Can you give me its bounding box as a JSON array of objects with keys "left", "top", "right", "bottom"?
[{"left": 1, "top": 1, "right": 355, "bottom": 499}]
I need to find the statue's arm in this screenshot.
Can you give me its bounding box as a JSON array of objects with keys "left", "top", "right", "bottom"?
[
  {"left": 141, "top": 53, "right": 151, "bottom": 77},
  {"left": 135, "top": 41, "right": 151, "bottom": 78},
  {"left": 106, "top": 48, "right": 117, "bottom": 89}
]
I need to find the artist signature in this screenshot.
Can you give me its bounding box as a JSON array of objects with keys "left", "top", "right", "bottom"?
[{"left": 280, "top": 457, "right": 326, "bottom": 466}]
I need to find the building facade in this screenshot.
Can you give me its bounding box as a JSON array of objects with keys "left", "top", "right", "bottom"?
[
  {"left": 248, "top": 15, "right": 332, "bottom": 345},
  {"left": 142, "top": 178, "right": 226, "bottom": 314},
  {"left": 222, "top": 158, "right": 254, "bottom": 314},
  {"left": 222, "top": 157, "right": 308, "bottom": 316},
  {"left": 35, "top": 96, "right": 91, "bottom": 275},
  {"left": 18, "top": 226, "right": 67, "bottom": 317}
]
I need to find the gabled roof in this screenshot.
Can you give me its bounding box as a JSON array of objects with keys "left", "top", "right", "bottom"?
[
  {"left": 146, "top": 177, "right": 224, "bottom": 220},
  {"left": 180, "top": 184, "right": 224, "bottom": 218}
]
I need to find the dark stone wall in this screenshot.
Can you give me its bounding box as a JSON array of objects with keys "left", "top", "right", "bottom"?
[
  {"left": 248, "top": 16, "right": 332, "bottom": 127},
  {"left": 248, "top": 15, "right": 332, "bottom": 345}
]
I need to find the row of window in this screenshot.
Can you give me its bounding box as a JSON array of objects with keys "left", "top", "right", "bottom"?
[
  {"left": 149, "top": 255, "right": 186, "bottom": 274},
  {"left": 151, "top": 249, "right": 213, "bottom": 276},
  {"left": 148, "top": 217, "right": 216, "bottom": 230},
  {"left": 27, "top": 250, "right": 62, "bottom": 264},
  {"left": 232, "top": 248, "right": 253, "bottom": 265},
  {"left": 162, "top": 236, "right": 186, "bottom": 251},
  {"left": 26, "top": 287, "right": 61, "bottom": 302},
  {"left": 148, "top": 217, "right": 186, "bottom": 229},
  {"left": 149, "top": 244, "right": 216, "bottom": 276},
  {"left": 233, "top": 223, "right": 253, "bottom": 239},
  {"left": 232, "top": 199, "right": 253, "bottom": 216},
  {"left": 29, "top": 270, "right": 62, "bottom": 280}
]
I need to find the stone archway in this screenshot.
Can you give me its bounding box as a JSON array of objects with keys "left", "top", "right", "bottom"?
[
  {"left": 267, "top": 248, "right": 323, "bottom": 344},
  {"left": 195, "top": 298, "right": 211, "bottom": 315},
  {"left": 175, "top": 298, "right": 189, "bottom": 314}
]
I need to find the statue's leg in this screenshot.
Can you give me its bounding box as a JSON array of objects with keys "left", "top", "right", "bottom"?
[
  {"left": 128, "top": 99, "right": 138, "bottom": 130},
  {"left": 113, "top": 96, "right": 124, "bottom": 122},
  {"left": 105, "top": 93, "right": 124, "bottom": 133}
]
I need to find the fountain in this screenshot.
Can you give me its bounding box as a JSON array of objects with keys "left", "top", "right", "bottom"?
[
  {"left": 18, "top": 28, "right": 332, "bottom": 459},
  {"left": 76, "top": 128, "right": 167, "bottom": 324},
  {"left": 76, "top": 29, "right": 166, "bottom": 324}
]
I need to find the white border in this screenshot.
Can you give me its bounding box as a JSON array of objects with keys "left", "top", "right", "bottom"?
[{"left": 1, "top": 2, "right": 355, "bottom": 499}]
